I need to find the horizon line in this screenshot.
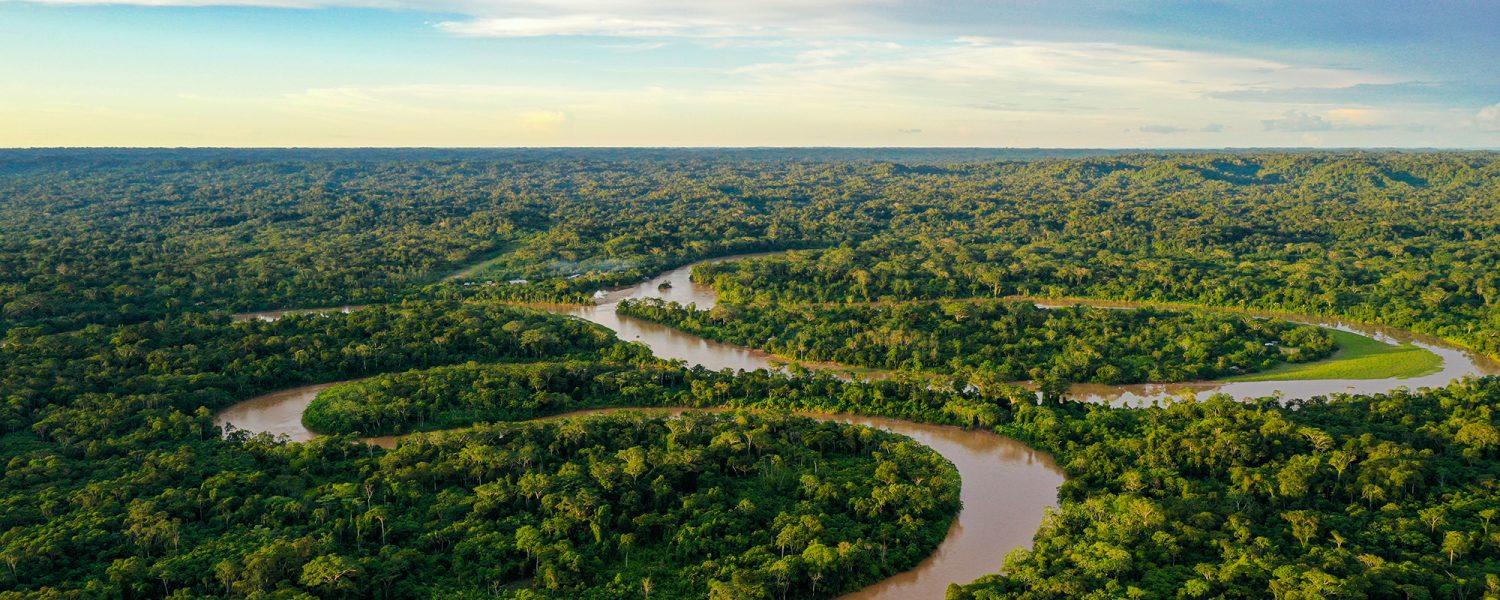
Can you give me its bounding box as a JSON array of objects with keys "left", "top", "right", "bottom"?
[{"left": 4, "top": 146, "right": 1499, "bottom": 152}]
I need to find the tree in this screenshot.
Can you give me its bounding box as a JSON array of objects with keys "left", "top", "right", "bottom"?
[
  {"left": 1283, "top": 511, "right": 1319, "bottom": 548},
  {"left": 619, "top": 446, "right": 649, "bottom": 483},
  {"left": 106, "top": 557, "right": 150, "bottom": 597},
  {"left": 1442, "top": 531, "right": 1471, "bottom": 565},
  {"left": 801, "top": 541, "right": 836, "bottom": 595},
  {"left": 1455, "top": 422, "right": 1499, "bottom": 456},
  {"left": 365, "top": 506, "right": 390, "bottom": 545},
  {"left": 1328, "top": 450, "right": 1356, "bottom": 482},
  {"left": 300, "top": 554, "right": 361, "bottom": 591},
  {"left": 768, "top": 557, "right": 797, "bottom": 600},
  {"left": 516, "top": 526, "right": 545, "bottom": 573},
  {"left": 1419, "top": 507, "right": 1446, "bottom": 533},
  {"left": 619, "top": 533, "right": 635, "bottom": 566}
]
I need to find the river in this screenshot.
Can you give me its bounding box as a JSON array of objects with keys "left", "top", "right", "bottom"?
[
  {"left": 1025, "top": 299, "right": 1500, "bottom": 406},
  {"left": 216, "top": 251, "right": 1497, "bottom": 598},
  {"left": 217, "top": 254, "right": 1069, "bottom": 599},
  {"left": 524, "top": 255, "right": 1498, "bottom": 403},
  {"left": 381, "top": 407, "right": 1064, "bottom": 600},
  {"left": 217, "top": 382, "right": 1063, "bottom": 600}
]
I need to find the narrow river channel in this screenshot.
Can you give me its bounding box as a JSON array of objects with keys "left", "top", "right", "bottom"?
[
  {"left": 216, "top": 381, "right": 1064, "bottom": 600},
  {"left": 218, "top": 254, "right": 1068, "bottom": 599},
  {"left": 218, "top": 251, "right": 1498, "bottom": 598}
]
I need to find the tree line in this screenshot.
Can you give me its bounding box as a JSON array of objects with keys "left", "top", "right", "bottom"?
[
  {"left": 2, "top": 149, "right": 1499, "bottom": 598},
  {"left": 954, "top": 378, "right": 1500, "bottom": 599},
  {"left": 617, "top": 298, "right": 1335, "bottom": 384},
  {"left": 6, "top": 151, "right": 1496, "bottom": 366}
]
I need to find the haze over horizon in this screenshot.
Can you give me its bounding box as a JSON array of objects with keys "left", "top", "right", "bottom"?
[{"left": 2, "top": 0, "right": 1498, "bottom": 148}]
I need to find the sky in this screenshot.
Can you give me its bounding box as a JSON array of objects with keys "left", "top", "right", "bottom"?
[{"left": 1, "top": 0, "right": 1498, "bottom": 147}]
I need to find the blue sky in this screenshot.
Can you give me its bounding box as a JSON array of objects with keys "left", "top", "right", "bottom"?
[{"left": 1, "top": 0, "right": 1497, "bottom": 147}]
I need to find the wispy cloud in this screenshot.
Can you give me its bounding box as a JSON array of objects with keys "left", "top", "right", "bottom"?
[
  {"left": 724, "top": 38, "right": 1378, "bottom": 116},
  {"left": 520, "top": 109, "right": 568, "bottom": 130},
  {"left": 1137, "top": 123, "right": 1227, "bottom": 135},
  {"left": 245, "top": 38, "right": 1434, "bottom": 146},
  {"left": 1260, "top": 108, "right": 1428, "bottom": 133},
  {"left": 1213, "top": 81, "right": 1500, "bottom": 107},
  {"left": 438, "top": 0, "right": 887, "bottom": 38},
  {"left": 3, "top": 0, "right": 1496, "bottom": 146},
  {"left": 1262, "top": 110, "right": 1332, "bottom": 132},
  {"left": 1139, "top": 125, "right": 1186, "bottom": 134},
  {"left": 13, "top": 0, "right": 340, "bottom": 6},
  {"left": 13, "top": 0, "right": 890, "bottom": 36},
  {"left": 1478, "top": 103, "right": 1500, "bottom": 131},
  {"left": 437, "top": 15, "right": 713, "bottom": 38}
]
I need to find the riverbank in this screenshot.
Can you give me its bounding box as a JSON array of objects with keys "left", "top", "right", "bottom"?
[
  {"left": 232, "top": 252, "right": 1499, "bottom": 405},
  {"left": 217, "top": 250, "right": 1500, "bottom": 598},
  {"left": 216, "top": 382, "right": 1066, "bottom": 600},
  {"left": 1226, "top": 328, "right": 1443, "bottom": 382}
]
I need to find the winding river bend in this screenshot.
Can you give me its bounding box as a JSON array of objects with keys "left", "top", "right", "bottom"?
[
  {"left": 218, "top": 391, "right": 1063, "bottom": 600},
  {"left": 217, "top": 252, "right": 1498, "bottom": 598},
  {"left": 1054, "top": 305, "right": 1500, "bottom": 406}
]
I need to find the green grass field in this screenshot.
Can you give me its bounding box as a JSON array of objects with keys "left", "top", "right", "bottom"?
[
  {"left": 442, "top": 242, "right": 522, "bottom": 281},
  {"left": 1226, "top": 328, "right": 1443, "bottom": 382}
]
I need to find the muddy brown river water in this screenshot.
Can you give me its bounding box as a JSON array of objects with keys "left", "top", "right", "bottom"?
[
  {"left": 216, "top": 383, "right": 1064, "bottom": 600},
  {"left": 1026, "top": 299, "right": 1500, "bottom": 406},
  {"left": 218, "top": 252, "right": 1497, "bottom": 598},
  {"left": 383, "top": 408, "right": 1063, "bottom": 600}
]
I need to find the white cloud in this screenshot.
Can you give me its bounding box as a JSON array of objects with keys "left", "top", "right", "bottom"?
[
  {"left": 1326, "top": 107, "right": 1378, "bottom": 124},
  {"left": 1139, "top": 125, "right": 1186, "bottom": 134},
  {"left": 4, "top": 2, "right": 1480, "bottom": 147},
  {"left": 1478, "top": 103, "right": 1500, "bottom": 131},
  {"left": 438, "top": 15, "right": 707, "bottom": 38},
  {"left": 18, "top": 0, "right": 891, "bottom": 38},
  {"left": 1136, "top": 123, "right": 1226, "bottom": 135},
  {"left": 725, "top": 39, "right": 1378, "bottom": 118},
  {"left": 1262, "top": 110, "right": 1333, "bottom": 132},
  {"left": 1260, "top": 107, "right": 1430, "bottom": 133},
  {"left": 598, "top": 41, "right": 668, "bottom": 52},
  {"left": 521, "top": 109, "right": 568, "bottom": 130},
  {"left": 14, "top": 0, "right": 343, "bottom": 6},
  {"left": 435, "top": 0, "right": 889, "bottom": 38},
  {"left": 247, "top": 39, "right": 1417, "bottom": 146}
]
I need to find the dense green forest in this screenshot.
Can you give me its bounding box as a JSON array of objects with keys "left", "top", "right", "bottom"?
[
  {"left": 5, "top": 151, "right": 1497, "bottom": 363},
  {"left": 303, "top": 361, "right": 678, "bottom": 436},
  {"left": 288, "top": 411, "right": 958, "bottom": 599},
  {"left": 616, "top": 298, "right": 1335, "bottom": 384},
  {"left": 0, "top": 300, "right": 973, "bottom": 597},
  {"left": 291, "top": 358, "right": 1500, "bottom": 598},
  {"left": 0, "top": 301, "right": 626, "bottom": 438},
  {"left": 2, "top": 150, "right": 1499, "bottom": 599},
  {"left": 4, "top": 301, "right": 1494, "bottom": 597},
  {"left": 956, "top": 378, "right": 1500, "bottom": 599},
  {"left": 303, "top": 358, "right": 1027, "bottom": 440}
]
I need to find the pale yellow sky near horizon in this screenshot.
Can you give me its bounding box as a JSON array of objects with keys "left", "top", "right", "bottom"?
[{"left": 2, "top": 1, "right": 1498, "bottom": 147}]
